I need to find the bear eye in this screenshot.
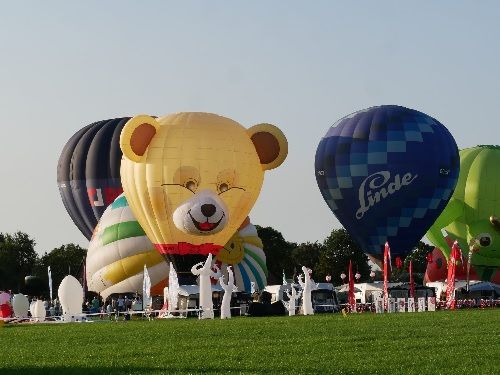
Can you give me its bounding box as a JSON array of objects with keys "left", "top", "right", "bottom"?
[
  {"left": 218, "top": 182, "right": 229, "bottom": 194},
  {"left": 478, "top": 233, "right": 492, "bottom": 247},
  {"left": 184, "top": 180, "right": 197, "bottom": 192}
]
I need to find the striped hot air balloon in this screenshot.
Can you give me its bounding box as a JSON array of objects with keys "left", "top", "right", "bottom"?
[
  {"left": 215, "top": 218, "right": 268, "bottom": 293},
  {"left": 57, "top": 118, "right": 130, "bottom": 240},
  {"left": 86, "top": 193, "right": 168, "bottom": 299}
]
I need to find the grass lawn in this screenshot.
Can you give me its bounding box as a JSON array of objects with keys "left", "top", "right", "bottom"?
[{"left": 1, "top": 309, "right": 499, "bottom": 374}]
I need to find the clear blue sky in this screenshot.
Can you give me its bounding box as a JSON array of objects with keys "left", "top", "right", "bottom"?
[{"left": 1, "top": 1, "right": 499, "bottom": 254}]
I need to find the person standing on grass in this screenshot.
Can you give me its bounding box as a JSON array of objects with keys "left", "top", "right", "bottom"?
[
  {"left": 91, "top": 296, "right": 99, "bottom": 314},
  {"left": 117, "top": 295, "right": 125, "bottom": 312}
]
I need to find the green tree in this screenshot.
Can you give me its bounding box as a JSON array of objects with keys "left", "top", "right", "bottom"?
[
  {"left": 390, "top": 241, "right": 434, "bottom": 283},
  {"left": 0, "top": 232, "right": 38, "bottom": 292},
  {"left": 35, "top": 243, "right": 87, "bottom": 296},
  {"left": 256, "top": 225, "right": 296, "bottom": 284},
  {"left": 291, "top": 242, "right": 323, "bottom": 271},
  {"left": 315, "top": 228, "right": 371, "bottom": 285}
]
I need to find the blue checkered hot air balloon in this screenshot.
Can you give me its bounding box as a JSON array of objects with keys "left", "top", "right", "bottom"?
[{"left": 315, "top": 105, "right": 459, "bottom": 259}]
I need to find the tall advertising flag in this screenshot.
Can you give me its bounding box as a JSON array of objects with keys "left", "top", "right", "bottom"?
[
  {"left": 143, "top": 264, "right": 151, "bottom": 309},
  {"left": 348, "top": 260, "right": 356, "bottom": 312},
  {"left": 409, "top": 260, "right": 415, "bottom": 299},
  {"left": 48, "top": 266, "right": 53, "bottom": 302},
  {"left": 445, "top": 241, "right": 461, "bottom": 309},
  {"left": 383, "top": 242, "right": 391, "bottom": 310}
]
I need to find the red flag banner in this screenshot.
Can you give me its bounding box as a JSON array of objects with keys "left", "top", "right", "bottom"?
[
  {"left": 383, "top": 242, "right": 391, "bottom": 311},
  {"left": 348, "top": 260, "right": 356, "bottom": 312},
  {"left": 409, "top": 260, "right": 415, "bottom": 299},
  {"left": 445, "top": 241, "right": 461, "bottom": 309}
]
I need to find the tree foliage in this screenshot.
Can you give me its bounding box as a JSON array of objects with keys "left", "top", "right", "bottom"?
[
  {"left": 0, "top": 232, "right": 38, "bottom": 292},
  {"left": 34, "top": 243, "right": 87, "bottom": 296},
  {"left": 256, "top": 225, "right": 296, "bottom": 284},
  {"left": 291, "top": 242, "right": 323, "bottom": 270},
  {"left": 390, "top": 241, "right": 434, "bottom": 283},
  {"left": 315, "top": 229, "right": 371, "bottom": 285}
]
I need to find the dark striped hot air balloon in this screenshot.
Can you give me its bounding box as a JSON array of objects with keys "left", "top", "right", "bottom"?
[{"left": 57, "top": 118, "right": 130, "bottom": 240}]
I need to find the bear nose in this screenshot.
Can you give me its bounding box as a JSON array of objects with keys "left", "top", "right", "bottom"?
[{"left": 201, "top": 204, "right": 216, "bottom": 217}]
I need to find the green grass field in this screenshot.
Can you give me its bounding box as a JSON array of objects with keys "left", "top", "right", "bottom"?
[{"left": 1, "top": 309, "right": 499, "bottom": 374}]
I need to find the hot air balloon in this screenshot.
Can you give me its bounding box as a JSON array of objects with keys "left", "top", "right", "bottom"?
[
  {"left": 86, "top": 193, "right": 168, "bottom": 299},
  {"left": 315, "top": 105, "right": 459, "bottom": 261},
  {"left": 57, "top": 118, "right": 130, "bottom": 240},
  {"left": 426, "top": 145, "right": 500, "bottom": 281},
  {"left": 119, "top": 113, "right": 287, "bottom": 271},
  {"left": 215, "top": 217, "right": 267, "bottom": 293}
]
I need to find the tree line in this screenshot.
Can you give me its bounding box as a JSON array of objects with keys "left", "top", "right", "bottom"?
[
  {"left": 0, "top": 232, "right": 85, "bottom": 296},
  {"left": 0, "top": 228, "right": 433, "bottom": 297}
]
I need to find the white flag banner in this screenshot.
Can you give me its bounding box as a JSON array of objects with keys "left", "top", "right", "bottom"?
[
  {"left": 48, "top": 266, "right": 53, "bottom": 302},
  {"left": 427, "top": 297, "right": 436, "bottom": 312},
  {"left": 407, "top": 298, "right": 415, "bottom": 312},
  {"left": 417, "top": 297, "right": 426, "bottom": 312},
  {"left": 397, "top": 298, "right": 406, "bottom": 313},
  {"left": 388, "top": 298, "right": 396, "bottom": 313},
  {"left": 143, "top": 264, "right": 151, "bottom": 309}
]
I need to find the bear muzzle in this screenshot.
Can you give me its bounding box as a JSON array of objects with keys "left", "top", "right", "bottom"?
[{"left": 173, "top": 190, "right": 229, "bottom": 235}]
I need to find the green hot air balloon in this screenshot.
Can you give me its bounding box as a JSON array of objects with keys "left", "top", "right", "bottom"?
[{"left": 426, "top": 145, "right": 500, "bottom": 281}]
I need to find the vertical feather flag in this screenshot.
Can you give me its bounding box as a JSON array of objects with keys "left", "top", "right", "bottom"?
[
  {"left": 143, "top": 264, "right": 151, "bottom": 309},
  {"left": 348, "top": 260, "right": 356, "bottom": 312},
  {"left": 409, "top": 260, "right": 415, "bottom": 299},
  {"left": 445, "top": 241, "right": 460, "bottom": 309},
  {"left": 383, "top": 242, "right": 391, "bottom": 311},
  {"left": 48, "top": 266, "right": 53, "bottom": 302}
]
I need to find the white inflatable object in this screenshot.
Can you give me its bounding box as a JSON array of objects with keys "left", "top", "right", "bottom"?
[
  {"left": 58, "top": 275, "right": 83, "bottom": 320},
  {"left": 191, "top": 254, "right": 220, "bottom": 319},
  {"left": 167, "top": 263, "right": 179, "bottom": 315},
  {"left": 285, "top": 287, "right": 302, "bottom": 316},
  {"left": 297, "top": 266, "right": 317, "bottom": 315},
  {"left": 0, "top": 292, "right": 10, "bottom": 304},
  {"left": 219, "top": 266, "right": 236, "bottom": 319},
  {"left": 32, "top": 300, "right": 46, "bottom": 322},
  {"left": 12, "top": 294, "right": 29, "bottom": 318},
  {"left": 29, "top": 301, "right": 36, "bottom": 318}
]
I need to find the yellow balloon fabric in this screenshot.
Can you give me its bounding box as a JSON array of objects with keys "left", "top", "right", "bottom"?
[{"left": 120, "top": 112, "right": 287, "bottom": 261}]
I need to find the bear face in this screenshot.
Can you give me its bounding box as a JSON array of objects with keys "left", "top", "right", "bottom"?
[{"left": 119, "top": 112, "right": 287, "bottom": 258}]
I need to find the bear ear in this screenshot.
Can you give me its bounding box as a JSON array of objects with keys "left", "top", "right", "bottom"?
[
  {"left": 247, "top": 123, "right": 288, "bottom": 170},
  {"left": 120, "top": 115, "right": 160, "bottom": 163}
]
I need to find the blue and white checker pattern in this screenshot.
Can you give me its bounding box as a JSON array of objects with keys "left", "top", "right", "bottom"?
[{"left": 315, "top": 105, "right": 460, "bottom": 258}]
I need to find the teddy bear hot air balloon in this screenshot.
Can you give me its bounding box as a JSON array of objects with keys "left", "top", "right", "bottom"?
[
  {"left": 315, "top": 105, "right": 459, "bottom": 261},
  {"left": 119, "top": 112, "right": 287, "bottom": 271}
]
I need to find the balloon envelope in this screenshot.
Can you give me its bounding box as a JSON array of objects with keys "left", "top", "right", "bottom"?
[
  {"left": 215, "top": 218, "right": 267, "bottom": 292},
  {"left": 86, "top": 193, "right": 168, "bottom": 299},
  {"left": 57, "top": 118, "right": 130, "bottom": 239},
  {"left": 426, "top": 145, "right": 500, "bottom": 280},
  {"left": 32, "top": 300, "right": 46, "bottom": 322},
  {"left": 58, "top": 275, "right": 83, "bottom": 315},
  {"left": 119, "top": 113, "right": 287, "bottom": 270},
  {"left": 12, "top": 294, "right": 29, "bottom": 318},
  {"left": 315, "top": 105, "right": 459, "bottom": 258}
]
